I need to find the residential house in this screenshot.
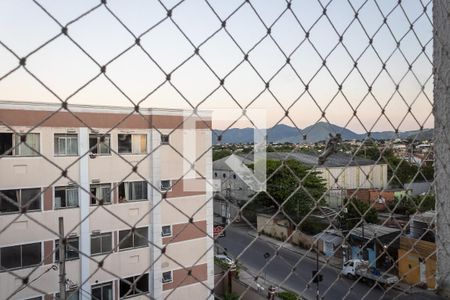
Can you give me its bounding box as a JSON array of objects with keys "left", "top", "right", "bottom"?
[{"left": 349, "top": 224, "right": 401, "bottom": 269}]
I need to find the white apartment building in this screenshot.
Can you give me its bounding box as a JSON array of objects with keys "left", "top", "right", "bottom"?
[{"left": 0, "top": 101, "right": 214, "bottom": 300}]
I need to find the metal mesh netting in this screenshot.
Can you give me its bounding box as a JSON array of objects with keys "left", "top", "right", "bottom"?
[{"left": 0, "top": 0, "right": 447, "bottom": 300}]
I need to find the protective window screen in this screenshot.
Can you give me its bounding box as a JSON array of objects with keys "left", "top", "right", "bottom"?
[{"left": 0, "top": 1, "right": 448, "bottom": 300}]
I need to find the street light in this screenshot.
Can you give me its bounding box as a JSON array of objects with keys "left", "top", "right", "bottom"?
[{"left": 312, "top": 242, "right": 323, "bottom": 300}]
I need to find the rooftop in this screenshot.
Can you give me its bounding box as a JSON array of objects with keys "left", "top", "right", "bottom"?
[
  {"left": 350, "top": 224, "right": 401, "bottom": 240},
  {"left": 411, "top": 210, "right": 436, "bottom": 224},
  {"left": 214, "top": 151, "right": 380, "bottom": 169}
]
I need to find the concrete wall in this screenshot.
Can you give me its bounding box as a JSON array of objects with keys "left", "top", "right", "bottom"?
[
  {"left": 318, "top": 164, "right": 387, "bottom": 190},
  {"left": 257, "top": 214, "right": 317, "bottom": 251},
  {"left": 257, "top": 214, "right": 290, "bottom": 241}
]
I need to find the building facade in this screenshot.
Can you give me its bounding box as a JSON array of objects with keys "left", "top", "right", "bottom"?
[
  {"left": 213, "top": 152, "right": 388, "bottom": 209},
  {"left": 0, "top": 101, "right": 213, "bottom": 300}
]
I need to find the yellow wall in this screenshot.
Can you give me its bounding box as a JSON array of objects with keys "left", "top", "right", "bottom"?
[{"left": 398, "top": 249, "right": 436, "bottom": 289}]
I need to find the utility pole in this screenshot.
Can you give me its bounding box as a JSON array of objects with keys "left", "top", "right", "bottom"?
[
  {"left": 311, "top": 242, "right": 323, "bottom": 300},
  {"left": 58, "top": 217, "right": 66, "bottom": 300},
  {"left": 316, "top": 242, "right": 320, "bottom": 300}
]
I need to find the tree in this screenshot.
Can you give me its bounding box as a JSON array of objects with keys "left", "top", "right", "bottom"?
[
  {"left": 387, "top": 157, "right": 419, "bottom": 187},
  {"left": 388, "top": 194, "right": 435, "bottom": 215},
  {"left": 356, "top": 142, "right": 432, "bottom": 186},
  {"left": 415, "top": 194, "right": 435, "bottom": 212},
  {"left": 388, "top": 196, "right": 417, "bottom": 215},
  {"left": 252, "top": 160, "right": 326, "bottom": 223},
  {"left": 213, "top": 148, "right": 232, "bottom": 161},
  {"left": 340, "top": 198, "right": 378, "bottom": 230}
]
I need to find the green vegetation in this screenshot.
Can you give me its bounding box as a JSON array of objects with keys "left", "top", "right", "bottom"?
[
  {"left": 245, "top": 160, "right": 326, "bottom": 223},
  {"left": 278, "top": 290, "right": 301, "bottom": 300},
  {"left": 340, "top": 198, "right": 378, "bottom": 229},
  {"left": 299, "top": 219, "right": 328, "bottom": 235},
  {"left": 356, "top": 141, "right": 434, "bottom": 187},
  {"left": 214, "top": 257, "right": 240, "bottom": 279},
  {"left": 389, "top": 194, "right": 435, "bottom": 215},
  {"left": 416, "top": 194, "right": 435, "bottom": 211},
  {"left": 214, "top": 256, "right": 230, "bottom": 269},
  {"left": 213, "top": 148, "right": 233, "bottom": 161}
]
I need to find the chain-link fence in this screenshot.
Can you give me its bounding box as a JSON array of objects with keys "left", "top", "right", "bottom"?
[{"left": 0, "top": 0, "right": 448, "bottom": 299}]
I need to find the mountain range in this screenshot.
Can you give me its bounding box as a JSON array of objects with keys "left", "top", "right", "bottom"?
[{"left": 213, "top": 122, "right": 433, "bottom": 144}]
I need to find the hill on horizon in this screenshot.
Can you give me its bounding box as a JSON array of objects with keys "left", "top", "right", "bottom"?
[{"left": 213, "top": 122, "right": 433, "bottom": 144}]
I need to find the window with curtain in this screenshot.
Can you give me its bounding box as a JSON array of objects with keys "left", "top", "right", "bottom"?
[
  {"left": 0, "top": 132, "right": 40, "bottom": 156},
  {"left": 118, "top": 134, "right": 146, "bottom": 154},
  {"left": 89, "top": 134, "right": 111, "bottom": 155},
  {"left": 118, "top": 181, "right": 147, "bottom": 202},
  {"left": 54, "top": 186, "right": 79, "bottom": 209},
  {"left": 14, "top": 133, "right": 40, "bottom": 156},
  {"left": 90, "top": 184, "right": 112, "bottom": 205},
  {"left": 54, "top": 134, "right": 78, "bottom": 156}
]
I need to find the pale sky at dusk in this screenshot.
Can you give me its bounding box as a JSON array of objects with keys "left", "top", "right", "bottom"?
[{"left": 0, "top": 0, "right": 433, "bottom": 133}]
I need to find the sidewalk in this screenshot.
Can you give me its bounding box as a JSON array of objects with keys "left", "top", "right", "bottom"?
[
  {"left": 238, "top": 226, "right": 439, "bottom": 298},
  {"left": 238, "top": 266, "right": 304, "bottom": 300}
]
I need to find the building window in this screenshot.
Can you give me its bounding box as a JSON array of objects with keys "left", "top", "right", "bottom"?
[
  {"left": 0, "top": 132, "right": 40, "bottom": 156},
  {"left": 25, "top": 297, "right": 43, "bottom": 300},
  {"left": 0, "top": 188, "right": 41, "bottom": 214},
  {"left": 118, "top": 181, "right": 147, "bottom": 202},
  {"left": 118, "top": 227, "right": 148, "bottom": 250},
  {"left": 0, "top": 242, "right": 41, "bottom": 270},
  {"left": 119, "top": 273, "right": 149, "bottom": 298},
  {"left": 90, "top": 184, "right": 111, "bottom": 205},
  {"left": 161, "top": 225, "right": 172, "bottom": 237},
  {"left": 118, "top": 134, "right": 146, "bottom": 154},
  {"left": 54, "top": 186, "right": 78, "bottom": 209},
  {"left": 92, "top": 281, "right": 113, "bottom": 300},
  {"left": 161, "top": 134, "right": 170, "bottom": 144},
  {"left": 91, "top": 232, "right": 112, "bottom": 256},
  {"left": 0, "top": 133, "right": 12, "bottom": 155},
  {"left": 55, "top": 237, "right": 79, "bottom": 261},
  {"left": 214, "top": 172, "right": 217, "bottom": 177},
  {"left": 223, "top": 173, "right": 226, "bottom": 178},
  {"left": 162, "top": 271, "right": 173, "bottom": 284},
  {"left": 54, "top": 134, "right": 78, "bottom": 156},
  {"left": 89, "top": 134, "right": 111, "bottom": 155},
  {"left": 160, "top": 180, "right": 171, "bottom": 191}
]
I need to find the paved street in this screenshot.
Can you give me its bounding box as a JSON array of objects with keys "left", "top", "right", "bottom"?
[{"left": 217, "top": 225, "right": 445, "bottom": 300}]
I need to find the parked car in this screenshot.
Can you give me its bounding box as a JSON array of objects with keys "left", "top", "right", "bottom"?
[{"left": 214, "top": 254, "right": 235, "bottom": 267}]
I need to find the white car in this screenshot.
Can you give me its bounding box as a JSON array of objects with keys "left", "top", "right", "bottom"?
[{"left": 215, "top": 254, "right": 235, "bottom": 267}]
